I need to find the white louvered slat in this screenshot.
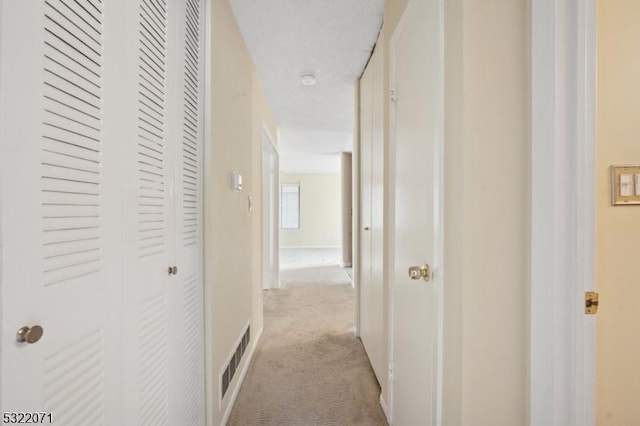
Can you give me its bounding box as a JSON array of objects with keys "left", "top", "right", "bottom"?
[
  {"left": 44, "top": 331, "right": 105, "bottom": 425},
  {"left": 42, "top": 0, "right": 103, "bottom": 286},
  {"left": 183, "top": 274, "right": 202, "bottom": 426},
  {"left": 181, "top": 0, "right": 201, "bottom": 248},
  {"left": 137, "top": 0, "right": 168, "bottom": 259},
  {"left": 139, "top": 294, "right": 169, "bottom": 426}
]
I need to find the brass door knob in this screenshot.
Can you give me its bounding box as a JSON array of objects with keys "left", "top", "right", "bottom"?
[
  {"left": 16, "top": 325, "right": 44, "bottom": 344},
  {"left": 408, "top": 264, "right": 431, "bottom": 282}
]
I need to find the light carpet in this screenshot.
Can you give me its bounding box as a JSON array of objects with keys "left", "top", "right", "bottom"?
[{"left": 227, "top": 265, "right": 388, "bottom": 426}]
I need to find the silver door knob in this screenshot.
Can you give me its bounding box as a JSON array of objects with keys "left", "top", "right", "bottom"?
[
  {"left": 16, "top": 325, "right": 44, "bottom": 344},
  {"left": 408, "top": 264, "right": 431, "bottom": 282}
]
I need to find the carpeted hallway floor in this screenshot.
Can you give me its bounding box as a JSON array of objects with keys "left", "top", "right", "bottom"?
[{"left": 226, "top": 251, "right": 388, "bottom": 426}]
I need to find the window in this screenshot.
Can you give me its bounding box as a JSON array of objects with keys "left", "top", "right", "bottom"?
[{"left": 280, "top": 183, "right": 300, "bottom": 229}]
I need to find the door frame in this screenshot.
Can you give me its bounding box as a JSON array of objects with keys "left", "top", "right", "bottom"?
[
  {"left": 261, "top": 124, "right": 279, "bottom": 290},
  {"left": 387, "top": 0, "right": 445, "bottom": 423},
  {"left": 529, "top": 0, "right": 597, "bottom": 425},
  {"left": 0, "top": 2, "right": 4, "bottom": 408},
  {"left": 203, "top": 0, "right": 214, "bottom": 424},
  {"left": 353, "top": 83, "right": 361, "bottom": 337}
]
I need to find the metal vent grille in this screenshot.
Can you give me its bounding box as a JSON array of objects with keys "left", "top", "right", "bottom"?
[
  {"left": 221, "top": 325, "right": 251, "bottom": 399},
  {"left": 181, "top": 0, "right": 202, "bottom": 247},
  {"left": 42, "top": 0, "right": 104, "bottom": 286},
  {"left": 137, "top": 0, "right": 168, "bottom": 258}
]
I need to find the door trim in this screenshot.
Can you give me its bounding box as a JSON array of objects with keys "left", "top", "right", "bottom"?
[
  {"left": 530, "top": 1, "right": 597, "bottom": 425},
  {"left": 387, "top": 0, "right": 445, "bottom": 423},
  {"left": 261, "top": 123, "right": 279, "bottom": 291},
  {"left": 353, "top": 82, "right": 361, "bottom": 337},
  {"left": 203, "top": 0, "right": 214, "bottom": 425}
]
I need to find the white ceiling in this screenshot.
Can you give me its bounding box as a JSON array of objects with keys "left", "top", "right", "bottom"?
[{"left": 230, "top": 0, "right": 384, "bottom": 172}]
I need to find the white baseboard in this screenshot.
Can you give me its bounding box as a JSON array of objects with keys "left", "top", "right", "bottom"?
[
  {"left": 340, "top": 262, "right": 352, "bottom": 268},
  {"left": 220, "top": 326, "right": 264, "bottom": 426},
  {"left": 379, "top": 393, "right": 391, "bottom": 424}
]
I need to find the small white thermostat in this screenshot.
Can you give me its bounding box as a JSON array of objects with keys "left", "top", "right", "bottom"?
[{"left": 231, "top": 171, "right": 243, "bottom": 192}]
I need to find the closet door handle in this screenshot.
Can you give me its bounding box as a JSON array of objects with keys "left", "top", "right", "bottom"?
[
  {"left": 168, "top": 266, "right": 178, "bottom": 276},
  {"left": 17, "top": 325, "right": 44, "bottom": 344}
]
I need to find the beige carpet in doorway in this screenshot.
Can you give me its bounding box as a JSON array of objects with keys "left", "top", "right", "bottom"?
[{"left": 227, "top": 266, "right": 388, "bottom": 426}]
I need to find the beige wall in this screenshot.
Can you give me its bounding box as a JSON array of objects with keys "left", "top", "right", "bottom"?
[
  {"left": 597, "top": 1, "right": 640, "bottom": 424},
  {"left": 280, "top": 173, "right": 342, "bottom": 248},
  {"left": 442, "top": 1, "right": 529, "bottom": 424},
  {"left": 205, "top": 1, "right": 277, "bottom": 424}
]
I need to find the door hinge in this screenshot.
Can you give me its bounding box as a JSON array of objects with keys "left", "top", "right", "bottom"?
[
  {"left": 585, "top": 291, "right": 599, "bottom": 315},
  {"left": 389, "top": 88, "right": 397, "bottom": 103},
  {"left": 388, "top": 362, "right": 394, "bottom": 381}
]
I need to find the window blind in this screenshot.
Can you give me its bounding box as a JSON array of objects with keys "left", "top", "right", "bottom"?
[{"left": 280, "top": 184, "right": 300, "bottom": 229}]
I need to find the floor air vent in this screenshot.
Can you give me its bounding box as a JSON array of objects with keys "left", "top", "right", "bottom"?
[{"left": 221, "top": 325, "right": 251, "bottom": 399}]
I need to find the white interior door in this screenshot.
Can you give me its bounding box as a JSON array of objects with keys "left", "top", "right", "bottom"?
[
  {"left": 119, "top": 0, "right": 206, "bottom": 425},
  {"left": 120, "top": 1, "right": 177, "bottom": 423},
  {"left": 390, "top": 0, "right": 443, "bottom": 424},
  {"left": 172, "top": 0, "right": 206, "bottom": 425},
  {"left": 359, "top": 42, "right": 385, "bottom": 387},
  {"left": 358, "top": 58, "right": 375, "bottom": 362},
  {"left": 0, "top": 1, "right": 121, "bottom": 422}
]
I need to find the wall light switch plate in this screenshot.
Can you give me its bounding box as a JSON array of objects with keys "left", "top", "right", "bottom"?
[
  {"left": 611, "top": 165, "right": 640, "bottom": 205},
  {"left": 620, "top": 174, "right": 633, "bottom": 196},
  {"left": 231, "top": 171, "right": 242, "bottom": 192}
]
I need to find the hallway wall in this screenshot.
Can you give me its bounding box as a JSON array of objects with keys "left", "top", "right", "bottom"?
[
  {"left": 596, "top": 0, "right": 640, "bottom": 423},
  {"left": 279, "top": 173, "right": 342, "bottom": 248},
  {"left": 442, "top": 1, "right": 529, "bottom": 424},
  {"left": 205, "top": 0, "right": 277, "bottom": 424}
]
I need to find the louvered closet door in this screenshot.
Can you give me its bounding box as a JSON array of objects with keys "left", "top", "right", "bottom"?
[
  {"left": 1, "top": 1, "right": 206, "bottom": 424},
  {"left": 169, "top": 0, "right": 206, "bottom": 425},
  {"left": 120, "top": 0, "right": 178, "bottom": 425},
  {"left": 119, "top": 0, "right": 206, "bottom": 424},
  {"left": 0, "top": 1, "right": 122, "bottom": 423}
]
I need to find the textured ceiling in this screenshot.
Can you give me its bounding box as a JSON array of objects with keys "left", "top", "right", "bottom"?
[{"left": 231, "top": 0, "right": 384, "bottom": 172}]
